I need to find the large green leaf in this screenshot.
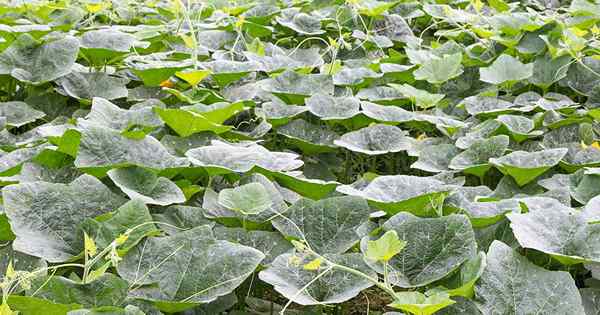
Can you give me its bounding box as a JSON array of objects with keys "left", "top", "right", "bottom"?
[
  {"left": 489, "top": 148, "right": 568, "bottom": 186},
  {"left": 0, "top": 34, "right": 79, "bottom": 84},
  {"left": 154, "top": 107, "right": 233, "bottom": 137},
  {"left": 337, "top": 175, "right": 451, "bottom": 216},
  {"left": 8, "top": 295, "right": 81, "bottom": 315},
  {"left": 28, "top": 274, "right": 129, "bottom": 308},
  {"left": 449, "top": 135, "right": 510, "bottom": 177},
  {"left": 117, "top": 226, "right": 264, "bottom": 311},
  {"left": 461, "top": 96, "right": 518, "bottom": 117},
  {"left": 218, "top": 182, "right": 272, "bottom": 215},
  {"left": 152, "top": 205, "right": 214, "bottom": 235},
  {"left": 75, "top": 121, "right": 188, "bottom": 174},
  {"left": 334, "top": 124, "right": 412, "bottom": 155},
  {"left": 496, "top": 114, "right": 542, "bottom": 143},
  {"left": 262, "top": 70, "right": 333, "bottom": 104},
  {"left": 389, "top": 83, "right": 445, "bottom": 109},
  {"left": 333, "top": 67, "right": 382, "bottom": 86},
  {"left": 413, "top": 53, "right": 463, "bottom": 84},
  {"left": 529, "top": 54, "right": 571, "bottom": 89},
  {"left": 2, "top": 174, "right": 125, "bottom": 262},
  {"left": 507, "top": 204, "right": 600, "bottom": 264},
  {"left": 213, "top": 226, "right": 292, "bottom": 264},
  {"left": 57, "top": 72, "right": 129, "bottom": 101},
  {"left": 154, "top": 102, "right": 244, "bottom": 137},
  {"left": 276, "top": 119, "right": 338, "bottom": 153},
  {"left": 82, "top": 199, "right": 157, "bottom": 252},
  {"left": 108, "top": 166, "right": 185, "bottom": 206},
  {"left": 203, "top": 173, "right": 287, "bottom": 223},
  {"left": 305, "top": 94, "right": 360, "bottom": 120},
  {"left": 275, "top": 8, "right": 324, "bottom": 35},
  {"left": 272, "top": 196, "right": 371, "bottom": 254},
  {"left": 186, "top": 141, "right": 302, "bottom": 175},
  {"left": 126, "top": 56, "right": 192, "bottom": 87},
  {"left": 85, "top": 98, "right": 162, "bottom": 132},
  {"left": 411, "top": 143, "right": 460, "bottom": 173},
  {"left": 389, "top": 291, "right": 455, "bottom": 315},
  {"left": 479, "top": 54, "right": 533, "bottom": 85},
  {"left": 80, "top": 29, "right": 137, "bottom": 65},
  {"left": 0, "top": 101, "right": 45, "bottom": 127},
  {"left": 475, "top": 241, "right": 585, "bottom": 314},
  {"left": 362, "top": 213, "right": 477, "bottom": 288},
  {"left": 258, "top": 253, "right": 375, "bottom": 305}
]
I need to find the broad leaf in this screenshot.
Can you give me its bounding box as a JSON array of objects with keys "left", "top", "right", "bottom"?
[
  {"left": 108, "top": 166, "right": 185, "bottom": 206},
  {"left": 362, "top": 213, "right": 477, "bottom": 288},
  {"left": 389, "top": 291, "right": 455, "bottom": 315},
  {"left": 337, "top": 175, "right": 451, "bottom": 216},
  {"left": 0, "top": 101, "right": 45, "bottom": 127},
  {"left": 305, "top": 94, "right": 360, "bottom": 120},
  {"left": 475, "top": 241, "right": 585, "bottom": 314},
  {"left": 489, "top": 148, "right": 568, "bottom": 186},
  {"left": 57, "top": 72, "right": 128, "bottom": 101},
  {"left": 365, "top": 230, "right": 406, "bottom": 262},
  {"left": 82, "top": 199, "right": 157, "bottom": 252},
  {"left": 507, "top": 205, "right": 600, "bottom": 264},
  {"left": 186, "top": 141, "right": 302, "bottom": 175},
  {"left": 479, "top": 54, "right": 533, "bottom": 85},
  {"left": 0, "top": 34, "right": 79, "bottom": 84},
  {"left": 272, "top": 196, "right": 371, "bottom": 254},
  {"left": 3, "top": 175, "right": 125, "bottom": 262},
  {"left": 217, "top": 182, "right": 272, "bottom": 215},
  {"left": 334, "top": 124, "right": 412, "bottom": 155},
  {"left": 449, "top": 135, "right": 510, "bottom": 177},
  {"left": 28, "top": 274, "right": 128, "bottom": 308},
  {"left": 262, "top": 70, "right": 333, "bottom": 104},
  {"left": 75, "top": 121, "right": 188, "bottom": 174},
  {"left": 390, "top": 83, "right": 445, "bottom": 109},
  {"left": 413, "top": 53, "right": 463, "bottom": 84},
  {"left": 259, "top": 253, "right": 375, "bottom": 305},
  {"left": 117, "top": 226, "right": 264, "bottom": 311}
]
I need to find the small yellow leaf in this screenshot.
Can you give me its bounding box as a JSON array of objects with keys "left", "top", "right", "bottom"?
[
  {"left": 291, "top": 240, "right": 307, "bottom": 252},
  {"left": 581, "top": 140, "right": 588, "bottom": 149},
  {"left": 86, "top": 261, "right": 111, "bottom": 283},
  {"left": 5, "top": 261, "right": 15, "bottom": 280},
  {"left": 488, "top": 0, "right": 509, "bottom": 12},
  {"left": 288, "top": 255, "right": 302, "bottom": 267},
  {"left": 416, "top": 133, "right": 428, "bottom": 141},
  {"left": 179, "top": 33, "right": 195, "bottom": 49},
  {"left": 569, "top": 27, "right": 588, "bottom": 37},
  {"left": 303, "top": 258, "right": 323, "bottom": 271},
  {"left": 84, "top": 232, "right": 97, "bottom": 257},
  {"left": 5, "top": 265, "right": 15, "bottom": 280},
  {"left": 171, "top": 0, "right": 184, "bottom": 14},
  {"left": 159, "top": 79, "right": 176, "bottom": 88},
  {"left": 235, "top": 16, "right": 245, "bottom": 29},
  {"left": 472, "top": 0, "right": 484, "bottom": 12},
  {"left": 327, "top": 37, "right": 339, "bottom": 49},
  {"left": 365, "top": 230, "right": 406, "bottom": 262},
  {"left": 175, "top": 69, "right": 211, "bottom": 86},
  {"left": 472, "top": 27, "right": 493, "bottom": 38},
  {"left": 115, "top": 233, "right": 129, "bottom": 246},
  {"left": 592, "top": 25, "right": 600, "bottom": 35},
  {"left": 0, "top": 303, "right": 15, "bottom": 315},
  {"left": 592, "top": 142, "right": 600, "bottom": 150},
  {"left": 322, "top": 60, "right": 342, "bottom": 75},
  {"left": 85, "top": 2, "right": 110, "bottom": 13},
  {"left": 247, "top": 38, "right": 265, "bottom": 56}
]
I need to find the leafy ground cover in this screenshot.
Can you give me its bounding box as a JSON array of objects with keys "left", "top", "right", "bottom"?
[{"left": 0, "top": 0, "right": 599, "bottom": 314}]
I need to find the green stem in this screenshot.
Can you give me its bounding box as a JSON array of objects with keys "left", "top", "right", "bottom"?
[
  {"left": 383, "top": 262, "right": 389, "bottom": 288},
  {"left": 328, "top": 261, "right": 397, "bottom": 298}
]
